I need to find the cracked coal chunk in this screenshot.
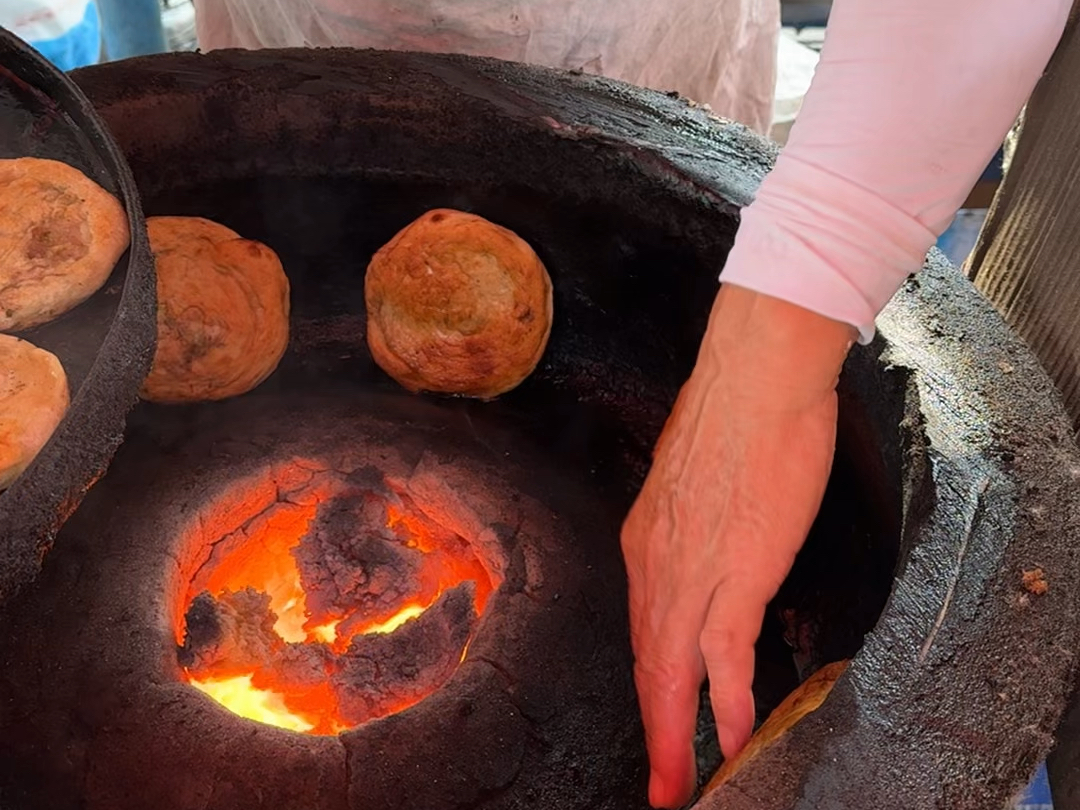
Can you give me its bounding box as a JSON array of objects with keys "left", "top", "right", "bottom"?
[
  {"left": 178, "top": 587, "right": 282, "bottom": 672},
  {"left": 296, "top": 490, "right": 425, "bottom": 625},
  {"left": 333, "top": 581, "right": 477, "bottom": 725}
]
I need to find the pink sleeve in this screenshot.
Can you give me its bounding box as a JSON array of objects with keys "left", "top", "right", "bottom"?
[{"left": 718, "top": 0, "right": 1072, "bottom": 343}]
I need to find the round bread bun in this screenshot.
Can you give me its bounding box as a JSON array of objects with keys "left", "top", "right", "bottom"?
[
  {"left": 0, "top": 157, "right": 130, "bottom": 332},
  {"left": 0, "top": 334, "right": 70, "bottom": 490},
  {"left": 365, "top": 209, "right": 553, "bottom": 399},
  {"left": 141, "top": 216, "right": 290, "bottom": 403}
]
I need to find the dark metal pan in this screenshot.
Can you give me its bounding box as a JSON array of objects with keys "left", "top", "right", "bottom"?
[{"left": 0, "top": 27, "right": 156, "bottom": 602}]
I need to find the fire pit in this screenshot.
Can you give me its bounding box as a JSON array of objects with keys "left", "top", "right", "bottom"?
[
  {"left": 1, "top": 48, "right": 1079, "bottom": 810},
  {"left": 0, "top": 391, "right": 649, "bottom": 810},
  {"left": 174, "top": 416, "right": 503, "bottom": 736}
]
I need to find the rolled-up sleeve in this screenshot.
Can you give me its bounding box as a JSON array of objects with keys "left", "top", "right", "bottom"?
[{"left": 720, "top": 0, "right": 1072, "bottom": 342}]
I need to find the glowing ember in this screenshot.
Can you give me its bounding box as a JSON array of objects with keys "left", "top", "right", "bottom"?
[
  {"left": 310, "top": 620, "right": 340, "bottom": 644},
  {"left": 178, "top": 467, "right": 497, "bottom": 736},
  {"left": 190, "top": 674, "right": 314, "bottom": 733},
  {"left": 360, "top": 603, "right": 428, "bottom": 635}
]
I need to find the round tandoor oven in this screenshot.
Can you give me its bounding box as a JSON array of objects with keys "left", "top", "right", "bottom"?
[{"left": 0, "top": 49, "right": 1079, "bottom": 810}]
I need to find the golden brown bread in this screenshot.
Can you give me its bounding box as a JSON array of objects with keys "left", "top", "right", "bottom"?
[
  {"left": 0, "top": 334, "right": 69, "bottom": 489},
  {"left": 705, "top": 660, "right": 850, "bottom": 793},
  {"left": 365, "top": 208, "right": 553, "bottom": 399},
  {"left": 141, "top": 216, "right": 290, "bottom": 403},
  {"left": 0, "top": 157, "right": 130, "bottom": 332}
]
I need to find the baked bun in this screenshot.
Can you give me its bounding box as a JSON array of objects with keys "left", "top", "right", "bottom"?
[
  {"left": 0, "top": 334, "right": 69, "bottom": 489},
  {"left": 365, "top": 209, "right": 553, "bottom": 399},
  {"left": 0, "top": 157, "right": 130, "bottom": 332},
  {"left": 705, "top": 660, "right": 850, "bottom": 792},
  {"left": 141, "top": 216, "right": 290, "bottom": 403}
]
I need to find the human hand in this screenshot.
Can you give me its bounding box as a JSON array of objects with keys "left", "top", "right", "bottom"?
[{"left": 620, "top": 284, "right": 856, "bottom": 808}]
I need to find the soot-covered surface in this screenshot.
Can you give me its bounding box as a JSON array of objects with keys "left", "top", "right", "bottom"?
[{"left": 0, "top": 47, "right": 1074, "bottom": 810}]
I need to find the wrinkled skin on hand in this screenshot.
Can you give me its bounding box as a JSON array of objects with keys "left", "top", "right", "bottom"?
[{"left": 621, "top": 284, "right": 856, "bottom": 809}]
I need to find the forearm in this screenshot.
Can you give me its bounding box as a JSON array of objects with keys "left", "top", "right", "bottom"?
[{"left": 720, "top": 0, "right": 1071, "bottom": 342}]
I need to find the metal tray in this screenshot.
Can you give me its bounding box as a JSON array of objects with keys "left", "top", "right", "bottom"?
[{"left": 0, "top": 27, "right": 156, "bottom": 603}]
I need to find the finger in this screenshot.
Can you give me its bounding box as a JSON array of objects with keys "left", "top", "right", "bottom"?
[
  {"left": 700, "top": 583, "right": 766, "bottom": 762},
  {"left": 631, "top": 602, "right": 707, "bottom": 810}
]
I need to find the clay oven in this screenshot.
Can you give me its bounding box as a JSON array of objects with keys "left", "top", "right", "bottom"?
[{"left": 1, "top": 49, "right": 1079, "bottom": 810}]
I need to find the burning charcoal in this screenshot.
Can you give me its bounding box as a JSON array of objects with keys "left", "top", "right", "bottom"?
[
  {"left": 178, "top": 591, "right": 222, "bottom": 667},
  {"left": 296, "top": 491, "right": 425, "bottom": 625},
  {"left": 179, "top": 587, "right": 283, "bottom": 674},
  {"left": 248, "top": 640, "right": 338, "bottom": 711},
  {"left": 177, "top": 476, "right": 495, "bottom": 735},
  {"left": 406, "top": 459, "right": 509, "bottom": 585},
  {"left": 333, "top": 581, "right": 477, "bottom": 725},
  {"left": 272, "top": 641, "right": 334, "bottom": 685}
]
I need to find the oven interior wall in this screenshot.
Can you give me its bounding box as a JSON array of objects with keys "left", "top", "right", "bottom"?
[{"left": 149, "top": 171, "right": 902, "bottom": 727}]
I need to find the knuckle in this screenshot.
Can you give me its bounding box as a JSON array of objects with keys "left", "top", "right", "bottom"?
[
  {"left": 633, "top": 651, "right": 686, "bottom": 690},
  {"left": 620, "top": 501, "right": 656, "bottom": 542},
  {"left": 698, "top": 623, "right": 742, "bottom": 661}
]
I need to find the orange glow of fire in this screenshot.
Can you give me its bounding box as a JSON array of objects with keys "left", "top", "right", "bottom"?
[
  {"left": 180, "top": 476, "right": 492, "bottom": 736},
  {"left": 309, "top": 619, "right": 340, "bottom": 644},
  {"left": 361, "top": 603, "right": 428, "bottom": 635},
  {"left": 190, "top": 674, "right": 315, "bottom": 733},
  {"left": 385, "top": 503, "right": 494, "bottom": 613}
]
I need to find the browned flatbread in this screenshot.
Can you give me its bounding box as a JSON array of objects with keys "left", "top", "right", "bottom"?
[
  {"left": 141, "top": 216, "right": 290, "bottom": 403},
  {"left": 705, "top": 660, "right": 850, "bottom": 792},
  {"left": 0, "top": 334, "right": 69, "bottom": 489},
  {"left": 0, "top": 157, "right": 130, "bottom": 332},
  {"left": 365, "top": 209, "right": 553, "bottom": 399}
]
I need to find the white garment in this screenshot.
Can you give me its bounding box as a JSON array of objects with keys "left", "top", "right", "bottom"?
[
  {"left": 193, "top": 0, "right": 780, "bottom": 134},
  {"left": 719, "top": 0, "right": 1072, "bottom": 341}
]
